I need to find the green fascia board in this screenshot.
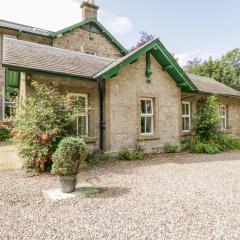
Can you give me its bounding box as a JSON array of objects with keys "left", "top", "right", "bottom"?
[
  {"left": 99, "top": 39, "right": 198, "bottom": 92},
  {"left": 49, "top": 17, "right": 128, "bottom": 55},
  {"left": 4, "top": 66, "right": 97, "bottom": 83}
]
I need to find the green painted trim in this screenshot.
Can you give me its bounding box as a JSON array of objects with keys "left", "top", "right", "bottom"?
[
  {"left": 145, "top": 51, "right": 153, "bottom": 79},
  {"left": 49, "top": 18, "right": 128, "bottom": 55},
  {"left": 98, "top": 39, "right": 198, "bottom": 92},
  {"left": 4, "top": 66, "right": 97, "bottom": 83}
]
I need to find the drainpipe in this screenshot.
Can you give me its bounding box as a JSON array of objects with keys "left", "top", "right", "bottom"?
[{"left": 97, "top": 78, "right": 105, "bottom": 153}]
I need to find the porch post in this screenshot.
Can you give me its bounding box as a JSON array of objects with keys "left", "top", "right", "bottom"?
[{"left": 19, "top": 72, "right": 27, "bottom": 100}]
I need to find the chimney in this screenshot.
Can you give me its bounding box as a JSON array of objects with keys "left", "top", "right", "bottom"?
[{"left": 81, "top": 0, "right": 99, "bottom": 21}]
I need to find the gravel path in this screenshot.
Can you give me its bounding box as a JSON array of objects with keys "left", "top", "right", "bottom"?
[{"left": 1, "top": 152, "right": 240, "bottom": 240}]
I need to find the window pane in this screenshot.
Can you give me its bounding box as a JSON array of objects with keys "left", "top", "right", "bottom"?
[
  {"left": 141, "top": 117, "right": 145, "bottom": 133},
  {"left": 183, "top": 117, "right": 190, "bottom": 131},
  {"left": 182, "top": 104, "right": 185, "bottom": 115},
  {"left": 221, "top": 118, "right": 226, "bottom": 129},
  {"left": 185, "top": 104, "right": 189, "bottom": 115},
  {"left": 222, "top": 107, "right": 226, "bottom": 116},
  {"left": 141, "top": 100, "right": 146, "bottom": 114},
  {"left": 69, "top": 95, "right": 87, "bottom": 114},
  {"left": 146, "top": 117, "right": 152, "bottom": 133},
  {"left": 146, "top": 100, "right": 152, "bottom": 114},
  {"left": 77, "top": 116, "right": 87, "bottom": 136},
  {"left": 182, "top": 103, "right": 190, "bottom": 115}
]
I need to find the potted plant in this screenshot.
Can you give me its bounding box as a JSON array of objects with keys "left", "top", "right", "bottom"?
[{"left": 51, "top": 137, "right": 87, "bottom": 193}]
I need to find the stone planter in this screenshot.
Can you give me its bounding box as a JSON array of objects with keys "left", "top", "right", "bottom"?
[{"left": 59, "top": 175, "right": 77, "bottom": 193}]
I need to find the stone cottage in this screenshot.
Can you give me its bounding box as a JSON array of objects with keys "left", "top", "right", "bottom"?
[{"left": 0, "top": 0, "right": 240, "bottom": 153}]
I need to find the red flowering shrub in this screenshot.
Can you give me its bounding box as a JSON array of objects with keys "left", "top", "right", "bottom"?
[{"left": 12, "top": 81, "right": 72, "bottom": 172}]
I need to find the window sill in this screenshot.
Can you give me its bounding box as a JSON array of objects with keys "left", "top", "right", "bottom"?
[
  {"left": 182, "top": 130, "right": 193, "bottom": 137},
  {"left": 83, "top": 136, "right": 97, "bottom": 143},
  {"left": 137, "top": 135, "right": 160, "bottom": 141}
]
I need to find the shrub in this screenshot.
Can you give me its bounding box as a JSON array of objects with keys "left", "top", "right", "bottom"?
[
  {"left": 86, "top": 153, "right": 110, "bottom": 167},
  {"left": 182, "top": 134, "right": 240, "bottom": 154},
  {"left": 118, "top": 148, "right": 144, "bottom": 161},
  {"left": 182, "top": 95, "right": 240, "bottom": 155},
  {"left": 12, "top": 81, "right": 72, "bottom": 172},
  {"left": 195, "top": 95, "right": 221, "bottom": 141},
  {"left": 217, "top": 133, "right": 240, "bottom": 150},
  {"left": 51, "top": 137, "right": 86, "bottom": 176},
  {"left": 195, "top": 141, "right": 221, "bottom": 154},
  {"left": 164, "top": 142, "right": 179, "bottom": 153},
  {"left": 181, "top": 138, "right": 196, "bottom": 152},
  {"left": 0, "top": 126, "right": 11, "bottom": 141}
]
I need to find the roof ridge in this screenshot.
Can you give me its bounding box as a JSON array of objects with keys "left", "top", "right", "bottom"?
[
  {"left": 3, "top": 36, "right": 114, "bottom": 62},
  {"left": 0, "top": 18, "right": 53, "bottom": 33}
]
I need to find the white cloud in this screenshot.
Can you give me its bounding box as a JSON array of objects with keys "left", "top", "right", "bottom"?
[
  {"left": 175, "top": 49, "right": 221, "bottom": 67},
  {"left": 99, "top": 9, "right": 133, "bottom": 35},
  {"left": 0, "top": 0, "right": 82, "bottom": 31},
  {"left": 0, "top": 0, "right": 133, "bottom": 37}
]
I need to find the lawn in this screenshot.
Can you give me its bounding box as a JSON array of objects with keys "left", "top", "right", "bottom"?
[{"left": 1, "top": 152, "right": 240, "bottom": 239}]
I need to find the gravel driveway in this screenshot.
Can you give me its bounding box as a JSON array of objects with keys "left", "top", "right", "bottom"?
[{"left": 1, "top": 152, "right": 240, "bottom": 240}]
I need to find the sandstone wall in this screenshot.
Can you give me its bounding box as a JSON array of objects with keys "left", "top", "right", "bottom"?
[
  {"left": 53, "top": 26, "right": 122, "bottom": 59},
  {"left": 105, "top": 55, "right": 182, "bottom": 153}
]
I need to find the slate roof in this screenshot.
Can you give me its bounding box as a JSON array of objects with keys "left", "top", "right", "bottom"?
[
  {"left": 187, "top": 74, "right": 240, "bottom": 97},
  {"left": 0, "top": 19, "right": 53, "bottom": 37},
  {"left": 2, "top": 37, "right": 240, "bottom": 97},
  {"left": 2, "top": 37, "right": 114, "bottom": 79}
]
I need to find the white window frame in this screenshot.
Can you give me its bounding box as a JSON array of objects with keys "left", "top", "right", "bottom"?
[
  {"left": 140, "top": 98, "right": 154, "bottom": 135},
  {"left": 182, "top": 101, "right": 191, "bottom": 132},
  {"left": 70, "top": 93, "right": 89, "bottom": 137},
  {"left": 220, "top": 105, "right": 227, "bottom": 130}
]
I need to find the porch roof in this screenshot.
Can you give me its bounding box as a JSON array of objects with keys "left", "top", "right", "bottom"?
[
  {"left": 2, "top": 37, "right": 114, "bottom": 79},
  {"left": 188, "top": 74, "right": 240, "bottom": 97}
]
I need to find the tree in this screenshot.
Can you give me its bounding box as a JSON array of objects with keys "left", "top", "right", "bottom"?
[
  {"left": 186, "top": 49, "right": 240, "bottom": 91},
  {"left": 130, "top": 31, "right": 155, "bottom": 51},
  {"left": 185, "top": 57, "right": 202, "bottom": 69}
]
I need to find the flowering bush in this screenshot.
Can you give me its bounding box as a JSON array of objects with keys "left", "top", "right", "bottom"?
[{"left": 12, "top": 81, "right": 72, "bottom": 172}]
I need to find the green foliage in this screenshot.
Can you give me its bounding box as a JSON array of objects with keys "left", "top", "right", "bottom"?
[
  {"left": 195, "top": 141, "right": 221, "bottom": 154},
  {"left": 181, "top": 138, "right": 196, "bottom": 152},
  {"left": 182, "top": 134, "right": 240, "bottom": 154},
  {"left": 0, "top": 126, "right": 11, "bottom": 141},
  {"left": 186, "top": 48, "right": 240, "bottom": 91},
  {"left": 86, "top": 153, "right": 110, "bottom": 167},
  {"left": 217, "top": 133, "right": 240, "bottom": 150},
  {"left": 12, "top": 81, "right": 72, "bottom": 172},
  {"left": 163, "top": 142, "right": 179, "bottom": 153},
  {"left": 195, "top": 96, "right": 221, "bottom": 141},
  {"left": 118, "top": 148, "right": 144, "bottom": 161},
  {"left": 182, "top": 95, "right": 240, "bottom": 154},
  {"left": 51, "top": 137, "right": 86, "bottom": 176}
]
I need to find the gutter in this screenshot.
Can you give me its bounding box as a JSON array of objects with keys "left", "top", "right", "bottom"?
[
  {"left": 0, "top": 26, "right": 51, "bottom": 38},
  {"left": 97, "top": 78, "right": 105, "bottom": 153}
]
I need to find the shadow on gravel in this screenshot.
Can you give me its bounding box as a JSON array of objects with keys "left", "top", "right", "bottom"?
[{"left": 80, "top": 186, "right": 130, "bottom": 199}]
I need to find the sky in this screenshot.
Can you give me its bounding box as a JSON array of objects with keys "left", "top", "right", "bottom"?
[{"left": 0, "top": 0, "right": 239, "bottom": 66}]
